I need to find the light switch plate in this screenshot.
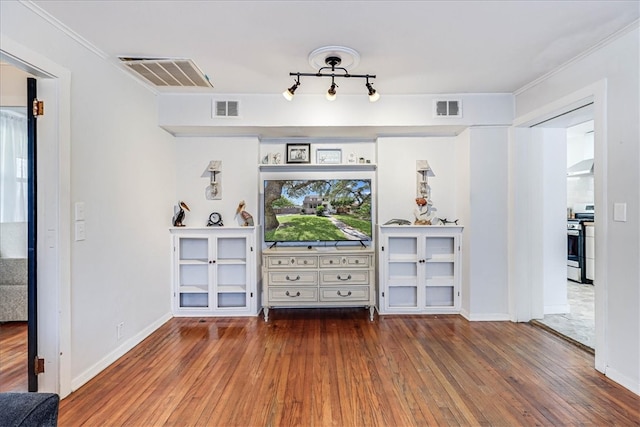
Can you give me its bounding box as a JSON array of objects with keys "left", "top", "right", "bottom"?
[
  {"left": 75, "top": 221, "right": 86, "bottom": 241},
  {"left": 75, "top": 202, "right": 85, "bottom": 221},
  {"left": 613, "top": 203, "right": 627, "bottom": 222}
]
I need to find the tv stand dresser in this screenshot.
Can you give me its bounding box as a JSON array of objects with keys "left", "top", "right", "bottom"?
[{"left": 261, "top": 246, "right": 375, "bottom": 321}]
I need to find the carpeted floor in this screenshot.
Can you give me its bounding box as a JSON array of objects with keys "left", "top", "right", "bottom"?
[{"left": 537, "top": 281, "right": 595, "bottom": 349}]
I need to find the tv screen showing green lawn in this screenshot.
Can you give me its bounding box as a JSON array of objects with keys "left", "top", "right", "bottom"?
[{"left": 264, "top": 179, "right": 372, "bottom": 242}]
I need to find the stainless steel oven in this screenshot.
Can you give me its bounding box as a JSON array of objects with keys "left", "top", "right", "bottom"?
[{"left": 567, "top": 204, "right": 594, "bottom": 284}]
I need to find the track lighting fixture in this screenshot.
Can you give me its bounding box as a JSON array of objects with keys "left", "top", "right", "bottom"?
[{"left": 284, "top": 54, "right": 379, "bottom": 102}]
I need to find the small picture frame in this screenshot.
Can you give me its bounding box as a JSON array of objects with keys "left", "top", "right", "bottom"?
[
  {"left": 316, "top": 148, "right": 342, "bottom": 164},
  {"left": 286, "top": 143, "right": 311, "bottom": 164}
]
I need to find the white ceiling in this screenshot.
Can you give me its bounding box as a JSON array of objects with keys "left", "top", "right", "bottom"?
[{"left": 31, "top": 1, "right": 639, "bottom": 97}]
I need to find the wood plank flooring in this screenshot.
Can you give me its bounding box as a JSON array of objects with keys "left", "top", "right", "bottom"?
[
  {"left": 0, "top": 321, "right": 28, "bottom": 392},
  {"left": 54, "top": 309, "right": 639, "bottom": 425}
]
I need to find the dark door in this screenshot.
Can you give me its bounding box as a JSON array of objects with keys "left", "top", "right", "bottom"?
[{"left": 26, "top": 77, "right": 38, "bottom": 392}]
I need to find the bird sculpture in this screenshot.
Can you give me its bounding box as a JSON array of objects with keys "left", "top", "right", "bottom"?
[
  {"left": 235, "top": 200, "right": 254, "bottom": 226},
  {"left": 172, "top": 201, "right": 190, "bottom": 227}
]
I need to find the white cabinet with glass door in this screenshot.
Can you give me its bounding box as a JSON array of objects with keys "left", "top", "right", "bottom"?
[
  {"left": 171, "top": 227, "right": 258, "bottom": 316},
  {"left": 378, "top": 225, "right": 462, "bottom": 314}
]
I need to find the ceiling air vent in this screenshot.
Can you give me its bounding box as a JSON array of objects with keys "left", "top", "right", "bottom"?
[
  {"left": 118, "top": 57, "right": 212, "bottom": 88},
  {"left": 214, "top": 100, "right": 240, "bottom": 117},
  {"left": 433, "top": 99, "right": 462, "bottom": 118}
]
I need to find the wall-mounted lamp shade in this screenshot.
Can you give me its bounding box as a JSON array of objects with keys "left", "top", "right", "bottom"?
[
  {"left": 326, "top": 83, "right": 337, "bottom": 101},
  {"left": 282, "top": 81, "right": 300, "bottom": 101}
]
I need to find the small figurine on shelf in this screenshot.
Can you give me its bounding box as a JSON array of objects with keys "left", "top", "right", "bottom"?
[
  {"left": 235, "top": 200, "right": 254, "bottom": 226},
  {"left": 413, "top": 197, "right": 434, "bottom": 225},
  {"left": 172, "top": 201, "right": 190, "bottom": 227}
]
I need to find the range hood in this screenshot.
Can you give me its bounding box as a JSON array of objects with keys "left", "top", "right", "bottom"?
[{"left": 567, "top": 159, "right": 594, "bottom": 176}]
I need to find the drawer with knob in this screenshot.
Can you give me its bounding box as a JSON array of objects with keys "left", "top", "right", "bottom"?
[
  {"left": 319, "top": 270, "right": 369, "bottom": 286},
  {"left": 268, "top": 271, "right": 318, "bottom": 286},
  {"left": 269, "top": 287, "right": 318, "bottom": 302},
  {"left": 267, "top": 256, "right": 317, "bottom": 268},
  {"left": 319, "top": 286, "right": 369, "bottom": 302},
  {"left": 319, "top": 255, "right": 370, "bottom": 268}
]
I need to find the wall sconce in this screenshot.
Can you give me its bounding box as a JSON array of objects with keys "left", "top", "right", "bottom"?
[
  {"left": 202, "top": 160, "right": 222, "bottom": 200},
  {"left": 416, "top": 160, "right": 435, "bottom": 199}
]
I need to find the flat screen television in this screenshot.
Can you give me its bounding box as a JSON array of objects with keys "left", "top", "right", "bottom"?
[{"left": 264, "top": 179, "right": 372, "bottom": 244}]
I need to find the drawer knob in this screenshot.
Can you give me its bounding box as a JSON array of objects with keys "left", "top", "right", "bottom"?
[
  {"left": 355, "top": 260, "right": 359, "bottom": 264},
  {"left": 337, "top": 274, "right": 352, "bottom": 281},
  {"left": 337, "top": 290, "right": 352, "bottom": 297},
  {"left": 277, "top": 260, "right": 282, "bottom": 265},
  {"left": 286, "top": 275, "right": 301, "bottom": 281},
  {"left": 329, "top": 260, "right": 333, "bottom": 264},
  {"left": 285, "top": 291, "right": 301, "bottom": 298}
]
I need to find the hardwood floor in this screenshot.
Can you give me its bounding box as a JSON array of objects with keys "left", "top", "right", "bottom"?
[
  {"left": 0, "top": 321, "right": 28, "bottom": 392},
  {"left": 56, "top": 310, "right": 638, "bottom": 426}
]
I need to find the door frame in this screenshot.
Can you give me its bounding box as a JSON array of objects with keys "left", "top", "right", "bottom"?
[
  {"left": 1, "top": 36, "right": 72, "bottom": 397},
  {"left": 511, "top": 80, "right": 608, "bottom": 373}
]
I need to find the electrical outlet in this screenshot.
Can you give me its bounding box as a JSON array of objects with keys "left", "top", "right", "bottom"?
[{"left": 116, "top": 322, "right": 124, "bottom": 340}]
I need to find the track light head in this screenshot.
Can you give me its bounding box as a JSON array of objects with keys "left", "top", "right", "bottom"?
[
  {"left": 366, "top": 82, "right": 380, "bottom": 102},
  {"left": 326, "top": 82, "right": 337, "bottom": 101},
  {"left": 282, "top": 77, "right": 300, "bottom": 101}
]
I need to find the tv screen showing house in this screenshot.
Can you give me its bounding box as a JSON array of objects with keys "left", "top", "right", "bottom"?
[{"left": 263, "top": 179, "right": 372, "bottom": 243}]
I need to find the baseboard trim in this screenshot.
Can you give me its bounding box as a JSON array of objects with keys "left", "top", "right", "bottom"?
[
  {"left": 71, "top": 312, "right": 172, "bottom": 392},
  {"left": 605, "top": 366, "right": 640, "bottom": 396},
  {"left": 460, "top": 309, "right": 510, "bottom": 321}
]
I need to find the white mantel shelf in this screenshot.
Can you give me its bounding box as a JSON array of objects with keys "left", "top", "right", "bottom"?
[{"left": 259, "top": 164, "right": 376, "bottom": 172}]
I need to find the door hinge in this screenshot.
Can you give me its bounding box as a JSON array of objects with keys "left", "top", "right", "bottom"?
[
  {"left": 458, "top": 291, "right": 460, "bottom": 296},
  {"left": 250, "top": 292, "right": 254, "bottom": 298},
  {"left": 35, "top": 357, "right": 45, "bottom": 375},
  {"left": 32, "top": 99, "right": 44, "bottom": 117},
  {"left": 251, "top": 246, "right": 253, "bottom": 252},
  {"left": 381, "top": 246, "right": 384, "bottom": 251},
  {"left": 382, "top": 292, "right": 385, "bottom": 297}
]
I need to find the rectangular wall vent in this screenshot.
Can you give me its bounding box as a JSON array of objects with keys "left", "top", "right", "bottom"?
[
  {"left": 214, "top": 100, "right": 240, "bottom": 117},
  {"left": 433, "top": 99, "right": 462, "bottom": 118},
  {"left": 119, "top": 57, "right": 212, "bottom": 88}
]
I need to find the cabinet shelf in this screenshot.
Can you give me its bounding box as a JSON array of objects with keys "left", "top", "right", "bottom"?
[
  {"left": 179, "top": 259, "right": 208, "bottom": 265},
  {"left": 426, "top": 254, "right": 455, "bottom": 263},
  {"left": 179, "top": 285, "right": 208, "bottom": 294},
  {"left": 216, "top": 258, "right": 247, "bottom": 265},
  {"left": 388, "top": 276, "right": 418, "bottom": 287},
  {"left": 425, "top": 277, "right": 454, "bottom": 286},
  {"left": 388, "top": 254, "right": 418, "bottom": 262},
  {"left": 217, "top": 285, "right": 247, "bottom": 293}
]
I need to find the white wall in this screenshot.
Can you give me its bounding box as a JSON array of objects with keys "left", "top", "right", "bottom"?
[
  {"left": 1, "top": 0, "right": 177, "bottom": 392},
  {"left": 515, "top": 26, "right": 640, "bottom": 393},
  {"left": 376, "top": 137, "right": 458, "bottom": 224},
  {"left": 457, "top": 127, "right": 510, "bottom": 320},
  {"left": 174, "top": 136, "right": 260, "bottom": 227},
  {"left": 536, "top": 128, "right": 570, "bottom": 315}
]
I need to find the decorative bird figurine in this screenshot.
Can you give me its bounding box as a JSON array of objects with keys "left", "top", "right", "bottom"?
[
  {"left": 172, "top": 201, "right": 190, "bottom": 227},
  {"left": 235, "top": 200, "right": 254, "bottom": 226}
]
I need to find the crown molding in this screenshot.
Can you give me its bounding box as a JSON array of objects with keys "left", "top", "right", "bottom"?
[{"left": 514, "top": 19, "right": 639, "bottom": 96}]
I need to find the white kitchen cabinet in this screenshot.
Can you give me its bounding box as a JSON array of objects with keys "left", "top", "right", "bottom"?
[
  {"left": 378, "top": 225, "right": 462, "bottom": 314},
  {"left": 171, "top": 227, "right": 258, "bottom": 316},
  {"left": 585, "top": 224, "right": 595, "bottom": 282},
  {"left": 261, "top": 247, "right": 375, "bottom": 321}
]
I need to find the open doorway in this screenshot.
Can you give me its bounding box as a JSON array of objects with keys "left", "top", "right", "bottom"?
[{"left": 533, "top": 111, "right": 596, "bottom": 351}]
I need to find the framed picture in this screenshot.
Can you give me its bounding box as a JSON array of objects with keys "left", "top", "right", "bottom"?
[
  {"left": 316, "top": 148, "right": 342, "bottom": 164},
  {"left": 286, "top": 143, "right": 311, "bottom": 164}
]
